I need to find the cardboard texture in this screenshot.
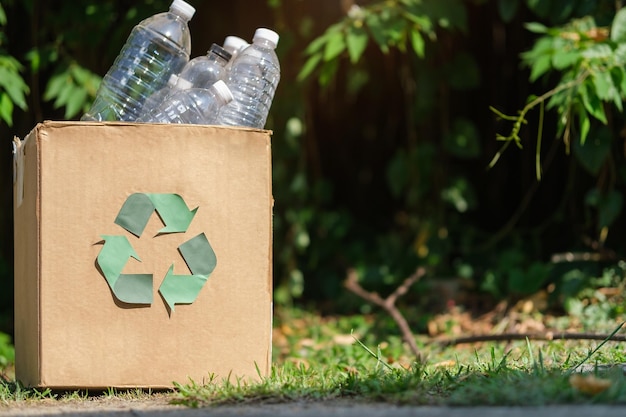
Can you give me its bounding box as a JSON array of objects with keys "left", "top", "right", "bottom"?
[{"left": 13, "top": 121, "right": 273, "bottom": 389}]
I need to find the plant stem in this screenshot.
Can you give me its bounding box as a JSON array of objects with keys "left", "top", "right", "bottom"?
[{"left": 344, "top": 267, "right": 426, "bottom": 361}]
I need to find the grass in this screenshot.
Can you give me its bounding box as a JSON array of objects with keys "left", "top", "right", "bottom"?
[
  {"left": 2, "top": 305, "right": 626, "bottom": 408},
  {"left": 170, "top": 309, "right": 626, "bottom": 407}
]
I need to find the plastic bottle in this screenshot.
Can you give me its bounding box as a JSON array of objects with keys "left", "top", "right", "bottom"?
[
  {"left": 138, "top": 75, "right": 193, "bottom": 119},
  {"left": 137, "top": 80, "right": 234, "bottom": 125},
  {"left": 217, "top": 28, "right": 280, "bottom": 129},
  {"left": 139, "top": 73, "right": 179, "bottom": 116},
  {"left": 176, "top": 43, "right": 232, "bottom": 89},
  {"left": 81, "top": 0, "right": 195, "bottom": 122},
  {"left": 222, "top": 36, "right": 250, "bottom": 68}
]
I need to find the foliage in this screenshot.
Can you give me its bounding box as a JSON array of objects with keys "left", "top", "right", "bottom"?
[
  {"left": 287, "top": 0, "right": 626, "bottom": 310},
  {"left": 0, "top": 332, "right": 13, "bottom": 369},
  {"left": 486, "top": 5, "right": 626, "bottom": 289},
  {"left": 297, "top": 0, "right": 468, "bottom": 86},
  {"left": 0, "top": 1, "right": 174, "bottom": 122},
  {"left": 0, "top": 2, "right": 29, "bottom": 126},
  {"left": 559, "top": 262, "right": 626, "bottom": 331},
  {"left": 490, "top": 9, "right": 626, "bottom": 176}
]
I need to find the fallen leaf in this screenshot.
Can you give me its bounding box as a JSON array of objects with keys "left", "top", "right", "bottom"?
[
  {"left": 433, "top": 360, "right": 457, "bottom": 368},
  {"left": 569, "top": 373, "right": 612, "bottom": 395}
]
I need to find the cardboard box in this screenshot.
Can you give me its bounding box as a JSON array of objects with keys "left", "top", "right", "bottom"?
[{"left": 13, "top": 121, "right": 273, "bottom": 389}]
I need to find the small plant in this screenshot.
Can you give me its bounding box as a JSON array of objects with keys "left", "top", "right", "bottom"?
[{"left": 490, "top": 8, "right": 626, "bottom": 179}]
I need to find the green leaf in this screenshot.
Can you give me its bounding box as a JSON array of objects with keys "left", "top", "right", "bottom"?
[
  {"left": 64, "top": 87, "right": 87, "bottom": 118},
  {"left": 579, "top": 80, "right": 607, "bottom": 124},
  {"left": 529, "top": 54, "right": 552, "bottom": 82},
  {"left": 318, "top": 58, "right": 339, "bottom": 87},
  {"left": 0, "top": 4, "right": 6, "bottom": 26},
  {"left": 522, "top": 36, "right": 553, "bottom": 62},
  {"left": 0, "top": 65, "right": 29, "bottom": 110},
  {"left": 573, "top": 125, "right": 611, "bottom": 175},
  {"left": 297, "top": 53, "right": 322, "bottom": 82},
  {"left": 410, "top": 30, "right": 425, "bottom": 57},
  {"left": 54, "top": 81, "right": 75, "bottom": 109},
  {"left": 592, "top": 71, "right": 616, "bottom": 101},
  {"left": 346, "top": 25, "right": 368, "bottom": 63},
  {"left": 581, "top": 44, "right": 612, "bottom": 60},
  {"left": 611, "top": 7, "right": 626, "bottom": 43},
  {"left": 43, "top": 72, "right": 67, "bottom": 101},
  {"left": 304, "top": 32, "right": 332, "bottom": 55},
  {"left": 0, "top": 92, "right": 14, "bottom": 126},
  {"left": 323, "top": 30, "right": 346, "bottom": 61},
  {"left": 551, "top": 50, "right": 580, "bottom": 70},
  {"left": 610, "top": 67, "right": 624, "bottom": 112},
  {"left": 614, "top": 43, "right": 626, "bottom": 65},
  {"left": 524, "top": 22, "right": 548, "bottom": 34},
  {"left": 25, "top": 48, "right": 41, "bottom": 72},
  {"left": 366, "top": 12, "right": 390, "bottom": 54},
  {"left": 577, "top": 105, "right": 590, "bottom": 145},
  {"left": 498, "top": 0, "right": 519, "bottom": 23}
]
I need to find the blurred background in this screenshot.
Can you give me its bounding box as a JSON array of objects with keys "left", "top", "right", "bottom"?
[{"left": 2, "top": 0, "right": 626, "bottom": 347}]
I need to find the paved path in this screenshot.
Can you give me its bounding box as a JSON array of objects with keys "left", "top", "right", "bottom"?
[{"left": 2, "top": 401, "right": 626, "bottom": 417}]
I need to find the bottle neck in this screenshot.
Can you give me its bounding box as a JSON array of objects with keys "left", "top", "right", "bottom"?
[
  {"left": 208, "top": 54, "right": 229, "bottom": 65},
  {"left": 253, "top": 39, "right": 276, "bottom": 50},
  {"left": 169, "top": 8, "right": 191, "bottom": 22}
]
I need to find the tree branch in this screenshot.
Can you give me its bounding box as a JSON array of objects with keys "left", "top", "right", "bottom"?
[{"left": 344, "top": 267, "right": 426, "bottom": 361}]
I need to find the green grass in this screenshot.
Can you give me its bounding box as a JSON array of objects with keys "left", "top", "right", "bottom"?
[
  {"left": 2, "top": 306, "right": 626, "bottom": 407},
  {"left": 170, "top": 310, "right": 626, "bottom": 407}
]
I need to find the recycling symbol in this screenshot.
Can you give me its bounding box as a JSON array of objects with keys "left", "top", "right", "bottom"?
[{"left": 96, "top": 193, "right": 216, "bottom": 312}]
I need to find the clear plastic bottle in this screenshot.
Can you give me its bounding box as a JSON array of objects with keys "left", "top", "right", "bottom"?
[
  {"left": 139, "top": 73, "right": 179, "bottom": 116},
  {"left": 81, "top": 0, "right": 195, "bottom": 122},
  {"left": 217, "top": 28, "right": 280, "bottom": 129},
  {"left": 222, "top": 36, "right": 249, "bottom": 67},
  {"left": 137, "top": 75, "right": 193, "bottom": 119},
  {"left": 176, "top": 43, "right": 232, "bottom": 89},
  {"left": 137, "top": 80, "right": 234, "bottom": 125}
]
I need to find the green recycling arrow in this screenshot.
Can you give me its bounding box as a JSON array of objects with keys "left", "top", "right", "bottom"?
[
  {"left": 97, "top": 235, "right": 153, "bottom": 304},
  {"left": 96, "top": 193, "right": 216, "bottom": 312},
  {"left": 159, "top": 233, "right": 216, "bottom": 311},
  {"left": 115, "top": 193, "right": 198, "bottom": 237}
]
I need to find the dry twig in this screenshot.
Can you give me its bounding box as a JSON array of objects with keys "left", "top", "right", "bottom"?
[{"left": 344, "top": 267, "right": 426, "bottom": 361}]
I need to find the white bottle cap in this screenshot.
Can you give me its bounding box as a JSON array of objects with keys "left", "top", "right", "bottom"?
[
  {"left": 253, "top": 28, "right": 279, "bottom": 48},
  {"left": 170, "top": 0, "right": 196, "bottom": 20},
  {"left": 176, "top": 77, "right": 193, "bottom": 90},
  {"left": 223, "top": 36, "right": 250, "bottom": 54},
  {"left": 167, "top": 74, "right": 179, "bottom": 86},
  {"left": 212, "top": 80, "right": 234, "bottom": 103}
]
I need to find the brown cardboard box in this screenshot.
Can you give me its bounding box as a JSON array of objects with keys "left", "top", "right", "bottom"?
[{"left": 13, "top": 121, "right": 273, "bottom": 389}]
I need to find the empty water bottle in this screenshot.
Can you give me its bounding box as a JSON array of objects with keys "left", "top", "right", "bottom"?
[
  {"left": 81, "top": 0, "right": 195, "bottom": 122},
  {"left": 222, "top": 36, "right": 250, "bottom": 69},
  {"left": 137, "top": 80, "right": 234, "bottom": 125},
  {"left": 139, "top": 73, "right": 179, "bottom": 116},
  {"left": 138, "top": 75, "right": 193, "bottom": 119},
  {"left": 217, "top": 28, "right": 280, "bottom": 129},
  {"left": 176, "top": 43, "right": 232, "bottom": 89}
]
